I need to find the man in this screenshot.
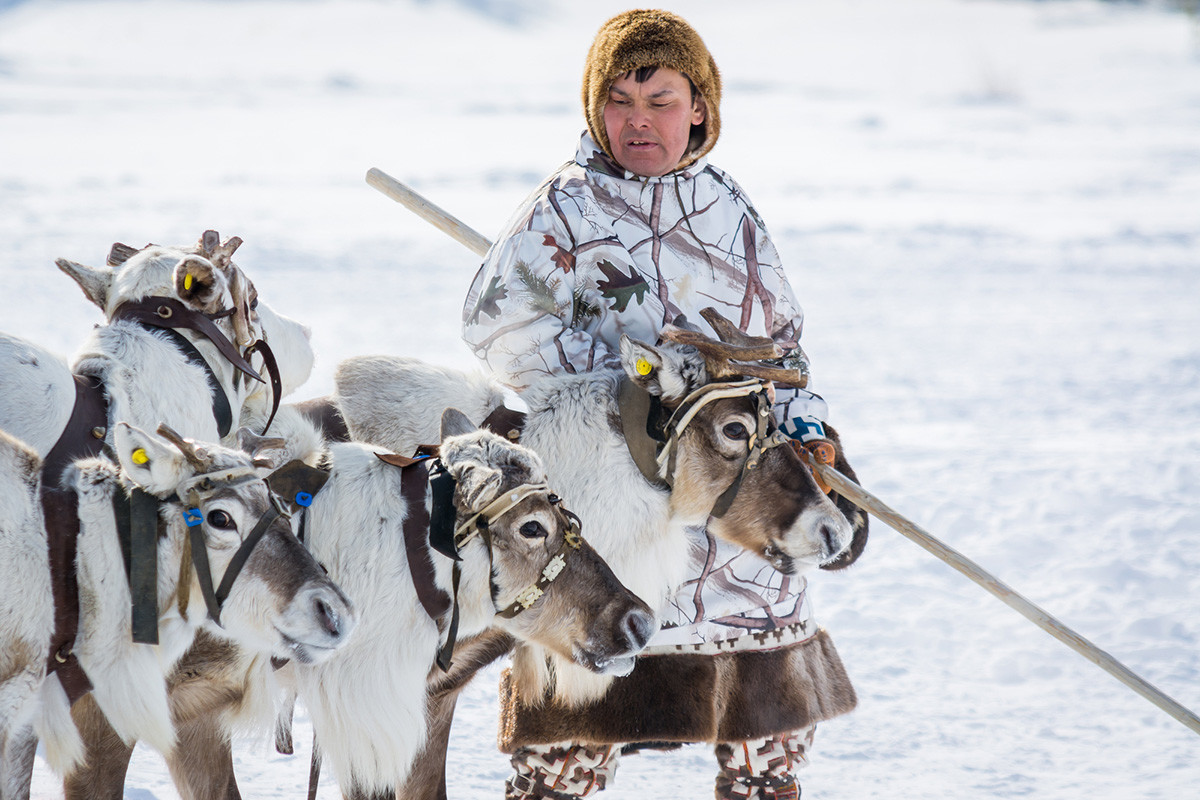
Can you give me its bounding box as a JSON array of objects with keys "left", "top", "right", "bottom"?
[{"left": 463, "top": 10, "right": 862, "bottom": 799}]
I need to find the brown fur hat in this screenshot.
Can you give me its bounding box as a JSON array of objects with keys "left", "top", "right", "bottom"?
[{"left": 582, "top": 9, "right": 722, "bottom": 172}]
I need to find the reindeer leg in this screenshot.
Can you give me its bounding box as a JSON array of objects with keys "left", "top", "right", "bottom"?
[
  {"left": 166, "top": 713, "right": 241, "bottom": 800},
  {"left": 399, "top": 629, "right": 516, "bottom": 800},
  {"left": 64, "top": 695, "right": 132, "bottom": 800},
  {"left": 2, "top": 725, "right": 39, "bottom": 800},
  {"left": 161, "top": 633, "right": 247, "bottom": 800},
  {"left": 398, "top": 689, "right": 459, "bottom": 800}
]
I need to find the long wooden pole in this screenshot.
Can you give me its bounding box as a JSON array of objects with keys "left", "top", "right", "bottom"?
[
  {"left": 365, "top": 166, "right": 1200, "bottom": 737},
  {"left": 366, "top": 168, "right": 491, "bottom": 258}
]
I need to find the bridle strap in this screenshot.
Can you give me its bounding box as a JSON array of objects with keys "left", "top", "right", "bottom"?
[
  {"left": 494, "top": 511, "right": 584, "bottom": 619},
  {"left": 151, "top": 326, "right": 236, "bottom": 439},
  {"left": 453, "top": 483, "right": 551, "bottom": 548},
  {"left": 112, "top": 296, "right": 263, "bottom": 383},
  {"left": 242, "top": 339, "right": 283, "bottom": 435},
  {"left": 214, "top": 504, "right": 282, "bottom": 609}
]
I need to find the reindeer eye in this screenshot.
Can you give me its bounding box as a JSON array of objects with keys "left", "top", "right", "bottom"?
[
  {"left": 723, "top": 422, "right": 749, "bottom": 440},
  {"left": 519, "top": 521, "right": 547, "bottom": 539},
  {"left": 206, "top": 510, "right": 235, "bottom": 530}
]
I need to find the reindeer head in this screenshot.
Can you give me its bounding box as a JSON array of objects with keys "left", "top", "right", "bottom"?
[
  {"left": 615, "top": 308, "right": 857, "bottom": 575},
  {"left": 437, "top": 409, "right": 653, "bottom": 675},
  {"left": 56, "top": 231, "right": 315, "bottom": 429},
  {"left": 112, "top": 422, "right": 355, "bottom": 664}
]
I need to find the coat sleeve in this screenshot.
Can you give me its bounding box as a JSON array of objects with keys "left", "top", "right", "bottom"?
[{"left": 461, "top": 190, "right": 621, "bottom": 389}]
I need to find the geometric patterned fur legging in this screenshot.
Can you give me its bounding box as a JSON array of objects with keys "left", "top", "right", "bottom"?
[{"left": 505, "top": 727, "right": 815, "bottom": 800}]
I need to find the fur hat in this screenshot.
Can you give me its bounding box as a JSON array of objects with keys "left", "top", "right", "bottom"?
[{"left": 582, "top": 9, "right": 722, "bottom": 172}]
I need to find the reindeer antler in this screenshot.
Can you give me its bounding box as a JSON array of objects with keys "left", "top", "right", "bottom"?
[
  {"left": 659, "top": 307, "right": 809, "bottom": 388},
  {"left": 197, "top": 230, "right": 244, "bottom": 271},
  {"left": 156, "top": 424, "right": 210, "bottom": 471}
]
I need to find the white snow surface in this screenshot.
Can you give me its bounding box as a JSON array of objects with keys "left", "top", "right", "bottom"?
[{"left": 2, "top": 0, "right": 1198, "bottom": 797}]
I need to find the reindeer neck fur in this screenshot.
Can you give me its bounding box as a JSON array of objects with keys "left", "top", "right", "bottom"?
[{"left": 72, "top": 320, "right": 244, "bottom": 447}]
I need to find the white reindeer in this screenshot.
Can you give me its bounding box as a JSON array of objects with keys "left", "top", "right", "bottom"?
[
  {"left": 0, "top": 230, "right": 313, "bottom": 459},
  {"left": 0, "top": 422, "right": 355, "bottom": 800},
  {"left": 258, "top": 407, "right": 647, "bottom": 800}
]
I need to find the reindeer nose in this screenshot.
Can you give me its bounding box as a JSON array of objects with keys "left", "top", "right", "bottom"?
[
  {"left": 620, "top": 607, "right": 655, "bottom": 653},
  {"left": 818, "top": 514, "right": 850, "bottom": 560},
  {"left": 309, "top": 587, "right": 354, "bottom": 641}
]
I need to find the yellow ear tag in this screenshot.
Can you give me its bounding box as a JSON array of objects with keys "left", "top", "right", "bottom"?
[
  {"left": 131, "top": 448, "right": 149, "bottom": 465},
  {"left": 183, "top": 273, "right": 194, "bottom": 291},
  {"left": 635, "top": 357, "right": 653, "bottom": 376}
]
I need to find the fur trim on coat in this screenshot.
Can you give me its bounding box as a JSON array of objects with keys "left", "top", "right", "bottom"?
[
  {"left": 497, "top": 628, "right": 856, "bottom": 752},
  {"left": 582, "top": 9, "right": 722, "bottom": 171}
]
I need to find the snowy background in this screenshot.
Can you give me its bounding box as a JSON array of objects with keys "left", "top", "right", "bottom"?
[{"left": 2, "top": 0, "right": 1199, "bottom": 797}]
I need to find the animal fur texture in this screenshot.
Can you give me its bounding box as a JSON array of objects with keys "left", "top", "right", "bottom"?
[{"left": 0, "top": 433, "right": 53, "bottom": 784}]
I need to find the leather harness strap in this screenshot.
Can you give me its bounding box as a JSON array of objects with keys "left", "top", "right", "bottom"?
[
  {"left": 40, "top": 373, "right": 108, "bottom": 705},
  {"left": 393, "top": 455, "right": 453, "bottom": 622},
  {"left": 111, "top": 487, "right": 163, "bottom": 645},
  {"left": 480, "top": 404, "right": 527, "bottom": 442},
  {"left": 110, "top": 296, "right": 263, "bottom": 385}
]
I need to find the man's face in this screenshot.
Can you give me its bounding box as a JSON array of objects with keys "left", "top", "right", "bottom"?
[{"left": 603, "top": 67, "right": 706, "bottom": 177}]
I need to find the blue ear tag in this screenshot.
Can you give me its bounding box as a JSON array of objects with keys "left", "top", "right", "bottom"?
[
  {"left": 294, "top": 491, "right": 313, "bottom": 508},
  {"left": 183, "top": 508, "right": 203, "bottom": 527}
]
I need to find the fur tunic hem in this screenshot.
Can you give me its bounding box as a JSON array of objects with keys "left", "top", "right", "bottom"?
[{"left": 497, "top": 627, "right": 856, "bottom": 752}]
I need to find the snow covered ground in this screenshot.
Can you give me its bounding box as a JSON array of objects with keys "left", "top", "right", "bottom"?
[{"left": 2, "top": 0, "right": 1198, "bottom": 797}]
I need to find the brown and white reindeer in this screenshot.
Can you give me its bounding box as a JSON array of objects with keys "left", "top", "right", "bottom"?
[
  {"left": 271, "top": 407, "right": 654, "bottom": 800},
  {"left": 0, "top": 422, "right": 355, "bottom": 800}
]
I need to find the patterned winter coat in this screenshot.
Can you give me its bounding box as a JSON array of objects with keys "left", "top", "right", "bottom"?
[
  {"left": 463, "top": 132, "right": 805, "bottom": 390},
  {"left": 464, "top": 132, "right": 856, "bottom": 747}
]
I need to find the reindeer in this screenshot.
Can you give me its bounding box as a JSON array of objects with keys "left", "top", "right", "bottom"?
[
  {"left": 266, "top": 407, "right": 652, "bottom": 800},
  {"left": 0, "top": 422, "right": 355, "bottom": 800},
  {"left": 0, "top": 230, "right": 313, "bottom": 461},
  {"left": 0, "top": 231, "right": 320, "bottom": 799}
]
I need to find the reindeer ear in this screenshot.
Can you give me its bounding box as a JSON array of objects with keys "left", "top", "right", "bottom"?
[
  {"left": 440, "top": 408, "right": 477, "bottom": 441},
  {"left": 174, "top": 255, "right": 225, "bottom": 308},
  {"left": 56, "top": 258, "right": 114, "bottom": 311},
  {"left": 621, "top": 334, "right": 708, "bottom": 404},
  {"left": 113, "top": 422, "right": 189, "bottom": 494},
  {"left": 619, "top": 335, "right": 664, "bottom": 390},
  {"left": 455, "top": 462, "right": 504, "bottom": 515}
]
